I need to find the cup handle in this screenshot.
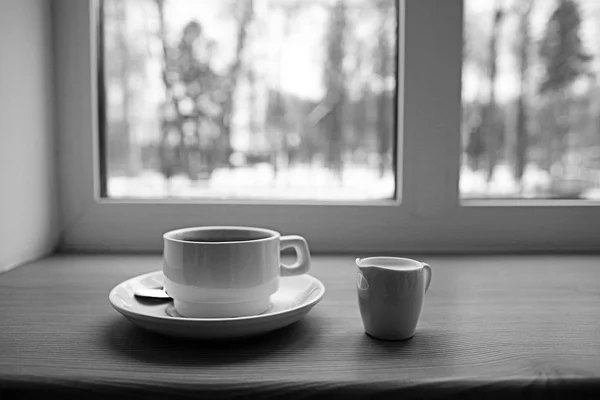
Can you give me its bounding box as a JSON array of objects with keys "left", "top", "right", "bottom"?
[
  {"left": 280, "top": 235, "right": 311, "bottom": 277},
  {"left": 422, "top": 262, "right": 432, "bottom": 293}
]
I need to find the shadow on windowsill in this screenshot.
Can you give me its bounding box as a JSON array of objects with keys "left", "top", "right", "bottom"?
[{"left": 102, "top": 314, "right": 321, "bottom": 366}]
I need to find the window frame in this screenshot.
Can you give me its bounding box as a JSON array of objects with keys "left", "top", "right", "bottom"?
[{"left": 53, "top": 0, "right": 600, "bottom": 254}]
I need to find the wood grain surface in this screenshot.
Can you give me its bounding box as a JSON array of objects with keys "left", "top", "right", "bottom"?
[{"left": 1, "top": 254, "right": 600, "bottom": 399}]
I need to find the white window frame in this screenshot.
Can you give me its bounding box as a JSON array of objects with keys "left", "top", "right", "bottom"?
[{"left": 53, "top": 0, "right": 600, "bottom": 253}]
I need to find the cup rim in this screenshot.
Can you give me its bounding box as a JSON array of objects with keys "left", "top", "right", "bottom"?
[
  {"left": 356, "top": 256, "right": 424, "bottom": 270},
  {"left": 163, "top": 226, "right": 280, "bottom": 245}
]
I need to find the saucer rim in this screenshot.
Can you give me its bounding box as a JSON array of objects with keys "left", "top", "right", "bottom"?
[{"left": 109, "top": 271, "right": 325, "bottom": 323}]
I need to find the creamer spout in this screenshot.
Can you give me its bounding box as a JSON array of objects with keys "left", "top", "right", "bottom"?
[{"left": 356, "top": 258, "right": 378, "bottom": 273}]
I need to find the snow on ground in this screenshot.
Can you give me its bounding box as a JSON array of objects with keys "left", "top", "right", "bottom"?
[
  {"left": 108, "top": 163, "right": 396, "bottom": 200},
  {"left": 461, "top": 163, "right": 600, "bottom": 199},
  {"left": 460, "top": 163, "right": 552, "bottom": 198},
  {"left": 108, "top": 163, "right": 600, "bottom": 200}
]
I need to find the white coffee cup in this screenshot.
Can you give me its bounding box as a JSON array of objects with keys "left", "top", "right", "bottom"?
[
  {"left": 163, "top": 226, "right": 311, "bottom": 318},
  {"left": 356, "top": 257, "right": 432, "bottom": 340}
]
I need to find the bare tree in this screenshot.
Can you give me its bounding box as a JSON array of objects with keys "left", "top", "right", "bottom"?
[
  {"left": 104, "top": 0, "right": 148, "bottom": 177},
  {"left": 539, "top": 0, "right": 591, "bottom": 183},
  {"left": 155, "top": 0, "right": 193, "bottom": 181},
  {"left": 374, "top": 0, "right": 394, "bottom": 178},
  {"left": 463, "top": 4, "right": 491, "bottom": 172},
  {"left": 215, "top": 0, "right": 255, "bottom": 169},
  {"left": 514, "top": 0, "right": 535, "bottom": 191},
  {"left": 483, "top": 1, "right": 505, "bottom": 184},
  {"left": 320, "top": 0, "right": 348, "bottom": 180},
  {"left": 154, "top": 0, "right": 255, "bottom": 181}
]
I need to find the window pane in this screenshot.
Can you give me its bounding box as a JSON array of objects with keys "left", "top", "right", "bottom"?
[
  {"left": 100, "top": 0, "right": 397, "bottom": 201},
  {"left": 461, "top": 0, "right": 600, "bottom": 200}
]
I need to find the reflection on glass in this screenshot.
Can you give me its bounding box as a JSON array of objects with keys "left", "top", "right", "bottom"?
[
  {"left": 462, "top": 0, "right": 600, "bottom": 199},
  {"left": 102, "top": 0, "right": 397, "bottom": 200}
]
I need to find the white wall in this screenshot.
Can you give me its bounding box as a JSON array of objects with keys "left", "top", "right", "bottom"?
[{"left": 0, "top": 0, "right": 58, "bottom": 272}]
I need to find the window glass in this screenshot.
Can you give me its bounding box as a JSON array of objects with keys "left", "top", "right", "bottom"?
[
  {"left": 462, "top": 0, "right": 600, "bottom": 200},
  {"left": 101, "top": 0, "right": 398, "bottom": 200}
]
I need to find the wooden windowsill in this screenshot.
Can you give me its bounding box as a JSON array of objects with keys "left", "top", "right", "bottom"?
[{"left": 1, "top": 254, "right": 599, "bottom": 398}]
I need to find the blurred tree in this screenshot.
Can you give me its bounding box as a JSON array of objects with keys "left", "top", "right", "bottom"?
[
  {"left": 247, "top": 63, "right": 259, "bottom": 138},
  {"left": 112, "top": 1, "right": 132, "bottom": 176},
  {"left": 482, "top": 1, "right": 505, "bottom": 184},
  {"left": 463, "top": 7, "right": 488, "bottom": 171},
  {"left": 104, "top": 0, "right": 148, "bottom": 177},
  {"left": 593, "top": 4, "right": 600, "bottom": 169},
  {"left": 539, "top": 0, "right": 591, "bottom": 94},
  {"left": 263, "top": 0, "right": 315, "bottom": 173},
  {"left": 374, "top": 0, "right": 395, "bottom": 178},
  {"left": 266, "top": 89, "right": 289, "bottom": 176},
  {"left": 266, "top": 1, "right": 298, "bottom": 177},
  {"left": 513, "top": 0, "right": 535, "bottom": 189},
  {"left": 175, "top": 20, "right": 222, "bottom": 179},
  {"left": 155, "top": 0, "right": 254, "bottom": 181},
  {"left": 352, "top": 84, "right": 371, "bottom": 155},
  {"left": 319, "top": 0, "right": 348, "bottom": 180},
  {"left": 215, "top": 0, "right": 255, "bottom": 170},
  {"left": 539, "top": 0, "right": 591, "bottom": 176},
  {"left": 155, "top": 0, "right": 193, "bottom": 180},
  {"left": 465, "top": 108, "right": 485, "bottom": 170}
]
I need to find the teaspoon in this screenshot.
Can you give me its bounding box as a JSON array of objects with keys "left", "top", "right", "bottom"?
[{"left": 134, "top": 286, "right": 171, "bottom": 300}]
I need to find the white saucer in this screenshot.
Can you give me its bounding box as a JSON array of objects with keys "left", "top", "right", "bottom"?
[{"left": 109, "top": 271, "right": 325, "bottom": 340}]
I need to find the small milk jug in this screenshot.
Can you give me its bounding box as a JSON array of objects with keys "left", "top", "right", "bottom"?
[{"left": 356, "top": 257, "right": 432, "bottom": 341}]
